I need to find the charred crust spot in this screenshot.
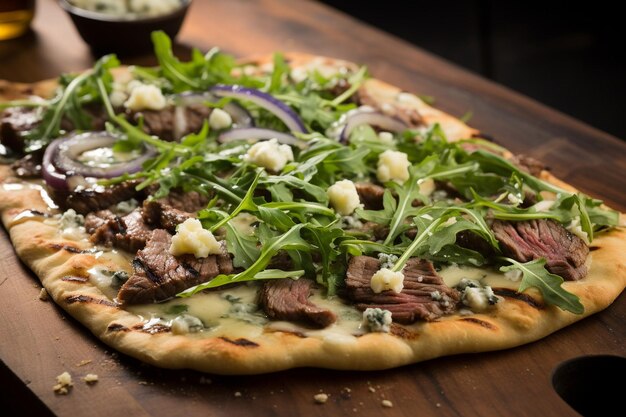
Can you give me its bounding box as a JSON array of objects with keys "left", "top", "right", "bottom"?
[
  {"left": 589, "top": 246, "right": 601, "bottom": 252},
  {"left": 65, "top": 294, "right": 117, "bottom": 307},
  {"left": 459, "top": 317, "right": 497, "bottom": 330},
  {"left": 49, "top": 243, "right": 84, "bottom": 254},
  {"left": 493, "top": 288, "right": 545, "bottom": 309},
  {"left": 61, "top": 276, "right": 88, "bottom": 283},
  {"left": 131, "top": 323, "right": 171, "bottom": 334},
  {"left": 107, "top": 323, "right": 129, "bottom": 332},
  {"left": 390, "top": 324, "right": 418, "bottom": 339},
  {"left": 219, "top": 337, "right": 259, "bottom": 347}
]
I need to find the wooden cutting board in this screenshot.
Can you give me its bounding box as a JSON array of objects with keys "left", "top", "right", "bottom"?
[{"left": 1, "top": 1, "right": 625, "bottom": 416}]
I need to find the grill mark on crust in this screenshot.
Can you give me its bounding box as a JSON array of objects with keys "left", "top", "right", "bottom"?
[
  {"left": 49, "top": 243, "right": 84, "bottom": 254},
  {"left": 459, "top": 317, "right": 497, "bottom": 330},
  {"left": 61, "top": 276, "right": 88, "bottom": 283},
  {"left": 65, "top": 294, "right": 117, "bottom": 307},
  {"left": 589, "top": 246, "right": 600, "bottom": 252},
  {"left": 220, "top": 337, "right": 259, "bottom": 347},
  {"left": 493, "top": 288, "right": 545, "bottom": 309},
  {"left": 390, "top": 324, "right": 418, "bottom": 339},
  {"left": 131, "top": 323, "right": 171, "bottom": 334},
  {"left": 107, "top": 323, "right": 130, "bottom": 332}
]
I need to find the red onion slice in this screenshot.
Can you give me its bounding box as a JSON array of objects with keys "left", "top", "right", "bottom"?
[
  {"left": 218, "top": 128, "right": 307, "bottom": 148},
  {"left": 339, "top": 111, "right": 408, "bottom": 143},
  {"left": 43, "top": 131, "right": 156, "bottom": 189},
  {"left": 210, "top": 85, "right": 307, "bottom": 133}
]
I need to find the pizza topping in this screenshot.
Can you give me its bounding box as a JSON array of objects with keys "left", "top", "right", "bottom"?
[
  {"left": 11, "top": 151, "right": 43, "bottom": 177},
  {"left": 60, "top": 180, "right": 146, "bottom": 215},
  {"left": 492, "top": 219, "right": 589, "bottom": 281},
  {"left": 362, "top": 308, "right": 392, "bottom": 333},
  {"left": 346, "top": 256, "right": 460, "bottom": 323},
  {"left": 117, "top": 229, "right": 233, "bottom": 304},
  {"left": 376, "top": 150, "right": 410, "bottom": 184},
  {"left": 456, "top": 279, "right": 499, "bottom": 312},
  {"left": 327, "top": 179, "right": 361, "bottom": 216},
  {"left": 169, "top": 218, "right": 222, "bottom": 258},
  {"left": 171, "top": 314, "right": 204, "bottom": 335},
  {"left": 89, "top": 209, "right": 152, "bottom": 252},
  {"left": 208, "top": 108, "right": 233, "bottom": 130},
  {"left": 355, "top": 182, "right": 385, "bottom": 210},
  {"left": 0, "top": 106, "right": 42, "bottom": 152},
  {"left": 370, "top": 268, "right": 404, "bottom": 294},
  {"left": 83, "top": 374, "right": 99, "bottom": 384},
  {"left": 124, "top": 83, "right": 167, "bottom": 112},
  {"left": 259, "top": 278, "right": 337, "bottom": 328},
  {"left": 244, "top": 138, "right": 294, "bottom": 172},
  {"left": 338, "top": 109, "right": 407, "bottom": 143}
]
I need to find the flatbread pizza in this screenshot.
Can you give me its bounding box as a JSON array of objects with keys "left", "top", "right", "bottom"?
[{"left": 0, "top": 31, "right": 624, "bottom": 375}]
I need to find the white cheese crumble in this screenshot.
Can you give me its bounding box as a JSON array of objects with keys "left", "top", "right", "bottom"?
[
  {"left": 503, "top": 269, "right": 522, "bottom": 282},
  {"left": 362, "top": 308, "right": 392, "bottom": 333},
  {"left": 83, "top": 374, "right": 99, "bottom": 384},
  {"left": 124, "top": 83, "right": 167, "bottom": 111},
  {"left": 169, "top": 218, "right": 222, "bottom": 258},
  {"left": 115, "top": 198, "right": 138, "bottom": 214},
  {"left": 456, "top": 278, "right": 499, "bottom": 312},
  {"left": 567, "top": 216, "right": 590, "bottom": 244},
  {"left": 59, "top": 209, "right": 86, "bottom": 240},
  {"left": 370, "top": 268, "right": 404, "bottom": 294},
  {"left": 171, "top": 314, "right": 204, "bottom": 335},
  {"left": 208, "top": 108, "right": 232, "bottom": 130},
  {"left": 381, "top": 399, "right": 394, "bottom": 408},
  {"left": 418, "top": 178, "right": 436, "bottom": 196},
  {"left": 244, "top": 138, "right": 294, "bottom": 172},
  {"left": 377, "top": 253, "right": 398, "bottom": 270},
  {"left": 327, "top": 179, "right": 361, "bottom": 216},
  {"left": 39, "top": 288, "right": 49, "bottom": 301},
  {"left": 314, "top": 393, "right": 329, "bottom": 404},
  {"left": 378, "top": 131, "right": 394, "bottom": 144},
  {"left": 53, "top": 372, "right": 73, "bottom": 395},
  {"left": 377, "top": 150, "right": 410, "bottom": 184}
]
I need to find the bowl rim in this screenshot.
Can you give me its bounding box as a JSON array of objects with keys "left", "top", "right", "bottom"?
[{"left": 58, "top": 0, "right": 192, "bottom": 23}]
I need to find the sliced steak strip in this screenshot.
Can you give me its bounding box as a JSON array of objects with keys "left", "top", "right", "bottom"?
[
  {"left": 88, "top": 209, "right": 152, "bottom": 252},
  {"left": 0, "top": 107, "right": 40, "bottom": 152},
  {"left": 11, "top": 151, "right": 43, "bottom": 178},
  {"left": 117, "top": 229, "right": 233, "bottom": 305},
  {"left": 131, "top": 103, "right": 212, "bottom": 142},
  {"left": 85, "top": 210, "right": 116, "bottom": 234},
  {"left": 492, "top": 219, "right": 589, "bottom": 281},
  {"left": 345, "top": 256, "right": 460, "bottom": 323},
  {"left": 509, "top": 154, "right": 547, "bottom": 177},
  {"left": 259, "top": 279, "right": 336, "bottom": 328},
  {"left": 355, "top": 182, "right": 385, "bottom": 210},
  {"left": 142, "top": 190, "right": 208, "bottom": 233},
  {"left": 59, "top": 180, "right": 144, "bottom": 215}
]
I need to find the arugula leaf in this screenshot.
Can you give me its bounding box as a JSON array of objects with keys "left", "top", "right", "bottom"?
[
  {"left": 500, "top": 258, "right": 584, "bottom": 314},
  {"left": 383, "top": 168, "right": 425, "bottom": 245},
  {"left": 151, "top": 31, "right": 201, "bottom": 90},
  {"left": 253, "top": 269, "right": 305, "bottom": 279},
  {"left": 303, "top": 225, "right": 344, "bottom": 295},
  {"left": 356, "top": 189, "right": 396, "bottom": 225},
  {"left": 178, "top": 224, "right": 310, "bottom": 295},
  {"left": 224, "top": 222, "right": 260, "bottom": 269}
]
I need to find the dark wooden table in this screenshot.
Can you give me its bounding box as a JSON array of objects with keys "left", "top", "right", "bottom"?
[{"left": 1, "top": 0, "right": 625, "bottom": 416}]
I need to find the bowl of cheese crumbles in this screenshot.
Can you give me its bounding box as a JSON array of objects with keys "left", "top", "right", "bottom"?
[{"left": 59, "top": 0, "right": 191, "bottom": 55}]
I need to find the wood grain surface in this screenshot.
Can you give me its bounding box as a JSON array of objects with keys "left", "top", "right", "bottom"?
[{"left": 0, "top": 1, "right": 624, "bottom": 416}]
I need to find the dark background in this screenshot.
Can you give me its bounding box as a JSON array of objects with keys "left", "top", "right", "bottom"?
[{"left": 319, "top": 1, "right": 626, "bottom": 140}]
